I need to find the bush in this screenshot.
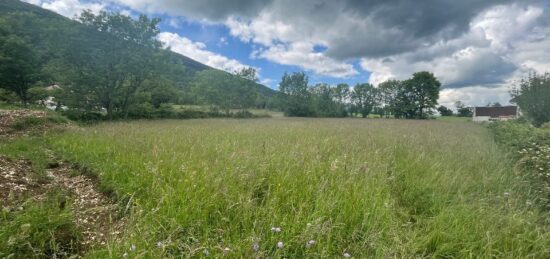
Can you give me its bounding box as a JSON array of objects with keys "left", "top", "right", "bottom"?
[
  {"left": 62, "top": 109, "right": 104, "bottom": 122},
  {"left": 489, "top": 120, "right": 550, "bottom": 206}
]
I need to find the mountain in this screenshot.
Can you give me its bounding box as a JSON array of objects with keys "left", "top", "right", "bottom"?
[{"left": 0, "top": 0, "right": 277, "bottom": 112}]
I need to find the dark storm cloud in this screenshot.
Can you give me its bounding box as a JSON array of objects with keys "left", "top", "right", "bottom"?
[{"left": 326, "top": 0, "right": 518, "bottom": 59}]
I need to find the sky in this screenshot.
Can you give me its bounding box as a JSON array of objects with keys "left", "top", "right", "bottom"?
[{"left": 24, "top": 0, "right": 550, "bottom": 108}]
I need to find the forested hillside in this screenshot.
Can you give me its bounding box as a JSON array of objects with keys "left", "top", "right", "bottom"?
[{"left": 0, "top": 0, "right": 276, "bottom": 119}]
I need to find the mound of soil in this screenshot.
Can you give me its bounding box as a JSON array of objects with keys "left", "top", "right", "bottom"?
[{"left": 0, "top": 109, "right": 49, "bottom": 139}]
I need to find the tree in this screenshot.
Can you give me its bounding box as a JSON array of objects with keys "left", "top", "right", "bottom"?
[
  {"left": 455, "top": 101, "right": 472, "bottom": 117},
  {"left": 0, "top": 35, "right": 41, "bottom": 105},
  {"left": 60, "top": 10, "right": 163, "bottom": 119},
  {"left": 235, "top": 67, "right": 258, "bottom": 82},
  {"left": 278, "top": 72, "right": 313, "bottom": 116},
  {"left": 511, "top": 73, "right": 550, "bottom": 126},
  {"left": 351, "top": 83, "right": 378, "bottom": 118},
  {"left": 27, "top": 86, "right": 50, "bottom": 105},
  {"left": 399, "top": 71, "right": 441, "bottom": 119},
  {"left": 332, "top": 83, "right": 350, "bottom": 116},
  {"left": 437, "top": 105, "right": 453, "bottom": 116},
  {"left": 378, "top": 80, "right": 402, "bottom": 118},
  {"left": 310, "top": 83, "right": 340, "bottom": 117}
]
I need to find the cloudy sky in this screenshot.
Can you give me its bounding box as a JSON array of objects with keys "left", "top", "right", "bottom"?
[{"left": 25, "top": 0, "right": 550, "bottom": 108}]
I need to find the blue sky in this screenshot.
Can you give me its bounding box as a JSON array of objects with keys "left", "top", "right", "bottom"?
[{"left": 24, "top": 0, "right": 550, "bottom": 108}]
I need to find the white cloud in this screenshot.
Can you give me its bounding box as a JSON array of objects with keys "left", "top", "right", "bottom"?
[
  {"left": 254, "top": 42, "right": 358, "bottom": 78},
  {"left": 158, "top": 32, "right": 253, "bottom": 74},
  {"left": 439, "top": 85, "right": 512, "bottom": 109},
  {"left": 27, "top": 0, "right": 105, "bottom": 18},
  {"left": 226, "top": 14, "right": 358, "bottom": 78}
]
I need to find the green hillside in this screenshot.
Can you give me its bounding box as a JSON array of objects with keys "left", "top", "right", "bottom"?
[{"left": 0, "top": 0, "right": 276, "bottom": 118}]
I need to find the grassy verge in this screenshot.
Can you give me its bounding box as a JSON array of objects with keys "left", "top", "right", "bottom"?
[
  {"left": 45, "top": 118, "right": 550, "bottom": 257},
  {"left": 489, "top": 120, "right": 550, "bottom": 207}
]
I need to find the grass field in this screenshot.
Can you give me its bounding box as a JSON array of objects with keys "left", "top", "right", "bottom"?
[{"left": 40, "top": 118, "right": 550, "bottom": 257}]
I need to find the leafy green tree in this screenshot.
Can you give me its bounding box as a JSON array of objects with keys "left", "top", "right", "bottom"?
[
  {"left": 279, "top": 72, "right": 313, "bottom": 116},
  {"left": 51, "top": 10, "right": 164, "bottom": 119},
  {"left": 401, "top": 71, "right": 441, "bottom": 118},
  {"left": 332, "top": 83, "right": 350, "bottom": 116},
  {"left": 455, "top": 101, "right": 473, "bottom": 117},
  {"left": 437, "top": 105, "right": 453, "bottom": 116},
  {"left": 511, "top": 73, "right": 550, "bottom": 126},
  {"left": 378, "top": 80, "right": 402, "bottom": 118},
  {"left": 235, "top": 67, "right": 258, "bottom": 82},
  {"left": 310, "top": 83, "right": 339, "bottom": 117},
  {"left": 27, "top": 86, "right": 49, "bottom": 105},
  {"left": 0, "top": 35, "right": 41, "bottom": 105},
  {"left": 351, "top": 83, "right": 378, "bottom": 118}
]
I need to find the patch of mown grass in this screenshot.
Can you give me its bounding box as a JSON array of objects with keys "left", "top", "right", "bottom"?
[
  {"left": 46, "top": 118, "right": 550, "bottom": 257},
  {"left": 0, "top": 188, "right": 81, "bottom": 258}
]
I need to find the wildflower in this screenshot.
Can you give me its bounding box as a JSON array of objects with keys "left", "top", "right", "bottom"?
[
  {"left": 252, "top": 242, "right": 260, "bottom": 252},
  {"left": 271, "top": 227, "right": 282, "bottom": 233},
  {"left": 344, "top": 252, "right": 351, "bottom": 257},
  {"left": 277, "top": 241, "right": 284, "bottom": 249},
  {"left": 503, "top": 192, "right": 510, "bottom": 197},
  {"left": 223, "top": 247, "right": 231, "bottom": 255},
  {"left": 306, "top": 240, "right": 316, "bottom": 248},
  {"left": 157, "top": 241, "right": 163, "bottom": 248},
  {"left": 306, "top": 223, "right": 312, "bottom": 228},
  {"left": 122, "top": 252, "right": 128, "bottom": 258},
  {"left": 203, "top": 249, "right": 209, "bottom": 256},
  {"left": 130, "top": 244, "right": 136, "bottom": 251}
]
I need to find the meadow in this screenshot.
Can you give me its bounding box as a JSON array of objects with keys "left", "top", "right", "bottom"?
[{"left": 42, "top": 118, "right": 550, "bottom": 258}]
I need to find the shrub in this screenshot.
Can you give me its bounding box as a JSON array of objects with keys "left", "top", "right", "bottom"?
[{"left": 489, "top": 120, "right": 550, "bottom": 206}]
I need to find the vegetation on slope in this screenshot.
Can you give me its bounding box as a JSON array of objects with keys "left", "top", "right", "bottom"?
[
  {"left": 0, "top": 0, "right": 276, "bottom": 119},
  {"left": 42, "top": 119, "right": 550, "bottom": 257}
]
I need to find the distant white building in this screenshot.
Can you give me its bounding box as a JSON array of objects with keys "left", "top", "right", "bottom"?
[
  {"left": 44, "top": 84, "right": 67, "bottom": 111},
  {"left": 472, "top": 106, "right": 519, "bottom": 122}
]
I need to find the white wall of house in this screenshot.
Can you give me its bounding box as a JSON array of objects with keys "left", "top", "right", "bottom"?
[{"left": 473, "top": 116, "right": 491, "bottom": 122}]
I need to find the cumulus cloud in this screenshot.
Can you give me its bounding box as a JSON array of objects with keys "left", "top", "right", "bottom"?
[
  {"left": 158, "top": 32, "right": 254, "bottom": 73},
  {"left": 24, "top": 0, "right": 105, "bottom": 18},
  {"left": 439, "top": 85, "right": 513, "bottom": 109}
]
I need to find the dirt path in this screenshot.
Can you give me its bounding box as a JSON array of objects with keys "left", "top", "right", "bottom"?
[{"left": 0, "top": 155, "right": 125, "bottom": 250}]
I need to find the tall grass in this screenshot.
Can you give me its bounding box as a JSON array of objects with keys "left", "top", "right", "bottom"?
[{"left": 49, "top": 118, "right": 550, "bottom": 257}]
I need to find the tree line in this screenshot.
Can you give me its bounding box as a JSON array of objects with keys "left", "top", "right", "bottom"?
[{"left": 278, "top": 71, "right": 441, "bottom": 119}]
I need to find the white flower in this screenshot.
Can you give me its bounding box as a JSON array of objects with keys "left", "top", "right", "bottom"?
[
  {"left": 271, "top": 227, "right": 282, "bottom": 233},
  {"left": 344, "top": 252, "right": 351, "bottom": 257},
  {"left": 157, "top": 241, "right": 163, "bottom": 248},
  {"left": 503, "top": 192, "right": 510, "bottom": 196},
  {"left": 130, "top": 244, "right": 136, "bottom": 251},
  {"left": 252, "top": 242, "right": 260, "bottom": 252},
  {"left": 306, "top": 223, "right": 312, "bottom": 228},
  {"left": 122, "top": 252, "right": 128, "bottom": 258},
  {"left": 306, "top": 240, "right": 316, "bottom": 248},
  {"left": 277, "top": 241, "right": 284, "bottom": 248},
  {"left": 203, "top": 249, "right": 209, "bottom": 256}
]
